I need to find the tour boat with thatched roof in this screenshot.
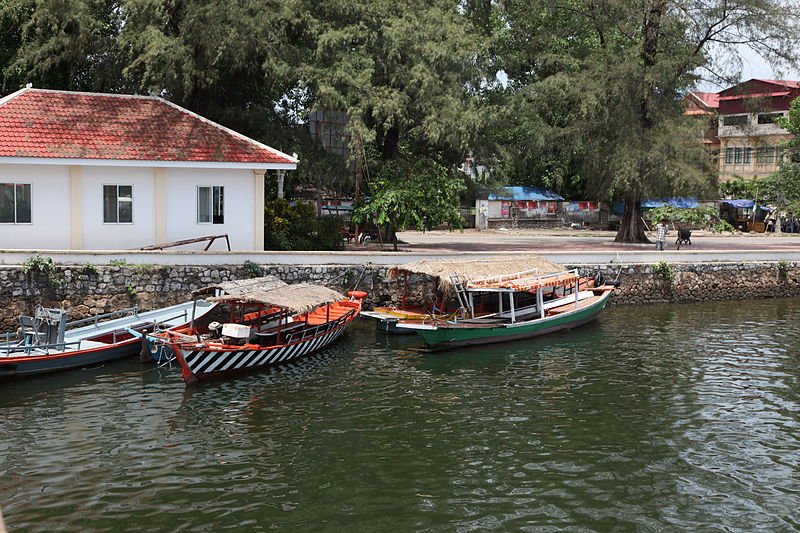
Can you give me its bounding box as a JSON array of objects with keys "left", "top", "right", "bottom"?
[
  {"left": 150, "top": 276, "right": 365, "bottom": 384},
  {"left": 384, "top": 256, "right": 616, "bottom": 349}
]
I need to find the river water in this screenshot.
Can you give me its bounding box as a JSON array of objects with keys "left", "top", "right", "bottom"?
[{"left": 1, "top": 299, "right": 799, "bottom": 532}]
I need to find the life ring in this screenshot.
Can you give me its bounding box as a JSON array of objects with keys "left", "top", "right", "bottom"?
[{"left": 348, "top": 290, "right": 368, "bottom": 300}]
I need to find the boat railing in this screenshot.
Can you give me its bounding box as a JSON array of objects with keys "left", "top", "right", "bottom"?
[
  {"left": 66, "top": 307, "right": 139, "bottom": 329},
  {"left": 0, "top": 339, "right": 82, "bottom": 356},
  {"left": 284, "top": 310, "right": 354, "bottom": 344}
]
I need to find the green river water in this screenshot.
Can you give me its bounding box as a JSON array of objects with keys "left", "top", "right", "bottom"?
[{"left": 1, "top": 299, "right": 799, "bottom": 532}]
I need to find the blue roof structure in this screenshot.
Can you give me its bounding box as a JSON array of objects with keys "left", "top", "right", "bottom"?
[
  {"left": 641, "top": 198, "right": 700, "bottom": 209},
  {"left": 487, "top": 187, "right": 564, "bottom": 201},
  {"left": 720, "top": 199, "right": 755, "bottom": 209}
]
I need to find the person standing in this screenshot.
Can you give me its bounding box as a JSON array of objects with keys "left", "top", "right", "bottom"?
[{"left": 655, "top": 219, "right": 668, "bottom": 251}]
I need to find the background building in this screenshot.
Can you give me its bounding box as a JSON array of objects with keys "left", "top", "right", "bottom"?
[{"left": 716, "top": 79, "right": 800, "bottom": 182}]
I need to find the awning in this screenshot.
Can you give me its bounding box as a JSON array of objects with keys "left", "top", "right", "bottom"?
[
  {"left": 720, "top": 199, "right": 755, "bottom": 209},
  {"left": 486, "top": 186, "right": 564, "bottom": 201}
]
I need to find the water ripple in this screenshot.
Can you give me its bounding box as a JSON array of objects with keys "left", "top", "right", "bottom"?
[{"left": 1, "top": 302, "right": 799, "bottom": 531}]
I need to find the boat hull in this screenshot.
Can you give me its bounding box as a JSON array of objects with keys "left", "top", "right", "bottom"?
[
  {"left": 410, "top": 291, "right": 612, "bottom": 350},
  {"left": 0, "top": 300, "right": 215, "bottom": 378},
  {"left": 0, "top": 339, "right": 140, "bottom": 377},
  {"left": 173, "top": 311, "right": 356, "bottom": 384}
]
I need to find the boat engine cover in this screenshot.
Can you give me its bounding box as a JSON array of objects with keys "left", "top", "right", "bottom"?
[{"left": 221, "top": 323, "right": 251, "bottom": 339}]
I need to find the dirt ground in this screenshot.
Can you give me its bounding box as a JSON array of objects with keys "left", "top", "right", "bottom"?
[{"left": 343, "top": 227, "right": 800, "bottom": 253}]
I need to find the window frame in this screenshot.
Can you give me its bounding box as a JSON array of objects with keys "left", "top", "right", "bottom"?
[
  {"left": 757, "top": 112, "right": 784, "bottom": 125},
  {"left": 102, "top": 184, "right": 134, "bottom": 225},
  {"left": 756, "top": 146, "right": 776, "bottom": 165},
  {"left": 723, "top": 114, "right": 748, "bottom": 127},
  {"left": 725, "top": 147, "right": 734, "bottom": 164},
  {"left": 197, "top": 185, "right": 225, "bottom": 225},
  {"left": 0, "top": 182, "right": 32, "bottom": 225}
]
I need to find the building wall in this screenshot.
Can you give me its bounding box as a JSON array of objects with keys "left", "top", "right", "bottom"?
[
  {"left": 0, "top": 163, "right": 71, "bottom": 249},
  {"left": 0, "top": 163, "right": 261, "bottom": 251},
  {"left": 717, "top": 111, "right": 792, "bottom": 182},
  {"left": 163, "top": 168, "right": 257, "bottom": 251},
  {"left": 81, "top": 166, "right": 157, "bottom": 250}
]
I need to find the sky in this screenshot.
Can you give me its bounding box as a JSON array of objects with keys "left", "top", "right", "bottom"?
[{"left": 698, "top": 44, "right": 800, "bottom": 90}]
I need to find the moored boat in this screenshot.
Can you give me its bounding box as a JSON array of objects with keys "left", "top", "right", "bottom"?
[
  {"left": 0, "top": 300, "right": 216, "bottom": 378},
  {"left": 396, "top": 265, "right": 616, "bottom": 350},
  {"left": 151, "top": 277, "right": 365, "bottom": 384}
]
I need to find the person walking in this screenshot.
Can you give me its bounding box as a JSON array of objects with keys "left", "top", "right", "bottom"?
[{"left": 655, "top": 219, "right": 668, "bottom": 251}]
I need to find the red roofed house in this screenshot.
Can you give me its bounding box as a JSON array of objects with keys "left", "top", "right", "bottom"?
[
  {"left": 717, "top": 79, "right": 800, "bottom": 182},
  {"left": 683, "top": 91, "right": 720, "bottom": 152},
  {"left": 0, "top": 86, "right": 297, "bottom": 250}
]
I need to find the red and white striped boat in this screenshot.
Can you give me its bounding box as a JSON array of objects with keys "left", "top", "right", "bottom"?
[{"left": 159, "top": 277, "right": 365, "bottom": 384}]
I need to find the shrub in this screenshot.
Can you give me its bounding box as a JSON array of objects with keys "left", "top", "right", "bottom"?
[
  {"left": 263, "top": 199, "right": 344, "bottom": 251},
  {"left": 124, "top": 283, "right": 137, "bottom": 298},
  {"left": 243, "top": 260, "right": 264, "bottom": 278},
  {"left": 653, "top": 260, "right": 674, "bottom": 283},
  {"left": 22, "top": 255, "right": 55, "bottom": 276},
  {"left": 109, "top": 259, "right": 127, "bottom": 267}
]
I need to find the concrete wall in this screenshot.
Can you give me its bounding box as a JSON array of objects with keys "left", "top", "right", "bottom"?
[
  {"left": 0, "top": 164, "right": 71, "bottom": 249},
  {"left": 163, "top": 168, "right": 256, "bottom": 250},
  {"left": 2, "top": 261, "right": 800, "bottom": 331},
  {"left": 0, "top": 164, "right": 259, "bottom": 252}
]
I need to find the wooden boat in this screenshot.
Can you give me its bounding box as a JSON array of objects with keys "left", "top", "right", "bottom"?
[
  {"left": 151, "top": 276, "right": 366, "bottom": 384},
  {"left": 0, "top": 300, "right": 216, "bottom": 378},
  {"left": 360, "top": 306, "right": 451, "bottom": 334},
  {"left": 396, "top": 268, "right": 616, "bottom": 350}
]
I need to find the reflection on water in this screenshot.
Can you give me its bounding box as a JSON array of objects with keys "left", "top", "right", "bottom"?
[{"left": 1, "top": 300, "right": 799, "bottom": 531}]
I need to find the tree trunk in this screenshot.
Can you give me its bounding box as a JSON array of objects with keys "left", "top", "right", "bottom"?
[{"left": 614, "top": 195, "right": 650, "bottom": 242}]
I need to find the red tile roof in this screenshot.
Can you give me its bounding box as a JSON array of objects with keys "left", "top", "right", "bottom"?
[
  {"left": 0, "top": 88, "right": 297, "bottom": 166},
  {"left": 688, "top": 91, "right": 720, "bottom": 109}
]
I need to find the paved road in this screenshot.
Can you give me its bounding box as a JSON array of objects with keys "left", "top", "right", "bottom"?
[{"left": 394, "top": 228, "right": 800, "bottom": 253}]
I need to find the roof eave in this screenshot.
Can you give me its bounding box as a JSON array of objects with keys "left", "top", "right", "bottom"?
[{"left": 0, "top": 156, "right": 297, "bottom": 170}]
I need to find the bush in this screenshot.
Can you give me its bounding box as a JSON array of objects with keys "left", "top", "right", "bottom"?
[
  {"left": 264, "top": 199, "right": 344, "bottom": 251},
  {"left": 652, "top": 260, "right": 674, "bottom": 283},
  {"left": 22, "top": 255, "right": 55, "bottom": 276}
]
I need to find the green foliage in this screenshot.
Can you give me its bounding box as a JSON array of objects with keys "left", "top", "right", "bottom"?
[
  {"left": 353, "top": 151, "right": 465, "bottom": 249},
  {"left": 82, "top": 262, "right": 98, "bottom": 275},
  {"left": 109, "top": 259, "right": 127, "bottom": 267},
  {"left": 133, "top": 263, "right": 156, "bottom": 273},
  {"left": 652, "top": 261, "right": 674, "bottom": 283},
  {"left": 711, "top": 220, "right": 735, "bottom": 234},
  {"left": 263, "top": 200, "right": 344, "bottom": 251},
  {"left": 646, "top": 205, "right": 718, "bottom": 227},
  {"left": 777, "top": 260, "right": 789, "bottom": 275},
  {"left": 242, "top": 260, "right": 264, "bottom": 278},
  {"left": 22, "top": 254, "right": 54, "bottom": 276},
  {"left": 124, "top": 283, "right": 137, "bottom": 298}
]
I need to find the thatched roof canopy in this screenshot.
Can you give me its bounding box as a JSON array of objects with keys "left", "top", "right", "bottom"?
[
  {"left": 195, "top": 276, "right": 287, "bottom": 297},
  {"left": 208, "top": 283, "right": 345, "bottom": 314},
  {"left": 388, "top": 255, "right": 565, "bottom": 294}
]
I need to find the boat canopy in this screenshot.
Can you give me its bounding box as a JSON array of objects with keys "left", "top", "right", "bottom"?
[
  {"left": 195, "top": 276, "right": 287, "bottom": 296},
  {"left": 208, "top": 283, "right": 345, "bottom": 314},
  {"left": 389, "top": 255, "right": 566, "bottom": 294},
  {"left": 468, "top": 269, "right": 579, "bottom": 292}
]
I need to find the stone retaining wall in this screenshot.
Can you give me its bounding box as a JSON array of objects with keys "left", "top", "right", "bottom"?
[{"left": 1, "top": 261, "right": 798, "bottom": 330}]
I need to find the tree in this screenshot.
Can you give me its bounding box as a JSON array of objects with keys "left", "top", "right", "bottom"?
[
  {"left": 353, "top": 151, "right": 465, "bottom": 250},
  {"left": 494, "top": 0, "right": 800, "bottom": 242}
]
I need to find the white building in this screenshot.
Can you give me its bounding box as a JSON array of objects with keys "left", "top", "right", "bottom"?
[{"left": 0, "top": 87, "right": 297, "bottom": 251}]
